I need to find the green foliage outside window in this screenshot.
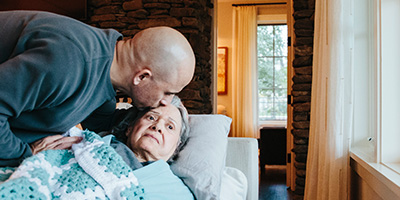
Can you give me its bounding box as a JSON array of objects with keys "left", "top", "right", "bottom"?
[{"left": 257, "top": 25, "right": 288, "bottom": 121}]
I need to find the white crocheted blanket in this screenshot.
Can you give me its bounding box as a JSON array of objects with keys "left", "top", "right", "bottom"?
[{"left": 0, "top": 129, "right": 145, "bottom": 200}]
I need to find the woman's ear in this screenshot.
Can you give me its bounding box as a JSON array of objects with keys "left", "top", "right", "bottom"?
[{"left": 133, "top": 69, "right": 152, "bottom": 85}]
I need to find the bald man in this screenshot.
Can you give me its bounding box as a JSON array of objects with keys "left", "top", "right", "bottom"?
[
  {"left": 111, "top": 26, "right": 195, "bottom": 108},
  {"left": 0, "top": 10, "right": 195, "bottom": 166}
]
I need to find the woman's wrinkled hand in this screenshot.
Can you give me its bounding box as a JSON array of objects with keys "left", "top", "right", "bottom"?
[{"left": 29, "top": 135, "right": 83, "bottom": 155}]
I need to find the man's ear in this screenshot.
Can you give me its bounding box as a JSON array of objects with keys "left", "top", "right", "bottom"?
[{"left": 133, "top": 69, "right": 152, "bottom": 85}]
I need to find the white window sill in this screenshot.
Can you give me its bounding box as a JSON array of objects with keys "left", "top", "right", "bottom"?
[
  {"left": 385, "top": 163, "right": 400, "bottom": 176},
  {"left": 259, "top": 121, "right": 287, "bottom": 129},
  {"left": 350, "top": 149, "right": 400, "bottom": 199}
]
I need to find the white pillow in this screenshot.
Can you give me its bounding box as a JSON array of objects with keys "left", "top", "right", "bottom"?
[
  {"left": 170, "top": 114, "right": 232, "bottom": 200},
  {"left": 220, "top": 167, "right": 248, "bottom": 200}
]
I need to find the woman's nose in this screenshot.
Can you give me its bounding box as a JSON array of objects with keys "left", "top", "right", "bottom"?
[{"left": 151, "top": 124, "right": 162, "bottom": 134}]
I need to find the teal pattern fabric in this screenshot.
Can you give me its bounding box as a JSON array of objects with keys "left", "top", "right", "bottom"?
[{"left": 0, "top": 130, "right": 146, "bottom": 200}]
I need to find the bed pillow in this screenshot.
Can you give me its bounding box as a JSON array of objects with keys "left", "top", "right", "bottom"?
[{"left": 170, "top": 114, "right": 232, "bottom": 200}]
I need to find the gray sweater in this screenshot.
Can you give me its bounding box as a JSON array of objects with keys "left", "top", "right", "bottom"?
[{"left": 0, "top": 11, "right": 122, "bottom": 166}]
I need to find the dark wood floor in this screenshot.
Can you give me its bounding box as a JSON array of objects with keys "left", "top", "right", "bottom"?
[{"left": 259, "top": 165, "right": 295, "bottom": 200}]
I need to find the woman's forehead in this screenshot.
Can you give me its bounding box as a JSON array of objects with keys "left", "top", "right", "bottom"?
[{"left": 148, "top": 104, "right": 181, "bottom": 124}]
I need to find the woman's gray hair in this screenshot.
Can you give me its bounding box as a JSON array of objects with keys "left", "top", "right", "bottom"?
[
  {"left": 169, "top": 95, "right": 190, "bottom": 162},
  {"left": 111, "top": 95, "right": 190, "bottom": 163}
]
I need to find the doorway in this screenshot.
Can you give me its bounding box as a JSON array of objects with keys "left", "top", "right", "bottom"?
[{"left": 215, "top": 0, "right": 295, "bottom": 198}]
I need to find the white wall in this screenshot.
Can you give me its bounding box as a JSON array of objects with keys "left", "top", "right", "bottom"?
[{"left": 216, "top": 1, "right": 234, "bottom": 117}]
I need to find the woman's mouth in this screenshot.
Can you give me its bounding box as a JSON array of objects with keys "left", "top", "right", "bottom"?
[{"left": 144, "top": 134, "right": 159, "bottom": 144}]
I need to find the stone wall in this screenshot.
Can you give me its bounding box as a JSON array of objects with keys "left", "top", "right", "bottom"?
[
  {"left": 291, "top": 0, "right": 315, "bottom": 197},
  {"left": 84, "top": 0, "right": 214, "bottom": 114}
]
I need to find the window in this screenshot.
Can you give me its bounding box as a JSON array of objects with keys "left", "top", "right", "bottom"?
[
  {"left": 352, "top": 0, "right": 400, "bottom": 167},
  {"left": 257, "top": 24, "right": 288, "bottom": 124},
  {"left": 352, "top": 0, "right": 377, "bottom": 159},
  {"left": 380, "top": 0, "right": 400, "bottom": 172},
  {"left": 351, "top": 0, "right": 400, "bottom": 195}
]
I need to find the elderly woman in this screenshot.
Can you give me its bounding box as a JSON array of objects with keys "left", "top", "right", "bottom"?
[
  {"left": 0, "top": 96, "right": 194, "bottom": 199},
  {"left": 104, "top": 95, "right": 190, "bottom": 169},
  {"left": 29, "top": 96, "right": 189, "bottom": 170}
]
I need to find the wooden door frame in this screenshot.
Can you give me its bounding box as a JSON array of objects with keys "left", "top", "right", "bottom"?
[{"left": 286, "top": 0, "right": 295, "bottom": 191}]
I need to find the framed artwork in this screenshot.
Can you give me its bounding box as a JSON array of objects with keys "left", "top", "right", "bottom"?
[{"left": 217, "top": 47, "right": 228, "bottom": 95}]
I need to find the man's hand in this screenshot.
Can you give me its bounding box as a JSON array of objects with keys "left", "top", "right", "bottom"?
[{"left": 29, "top": 135, "right": 83, "bottom": 155}]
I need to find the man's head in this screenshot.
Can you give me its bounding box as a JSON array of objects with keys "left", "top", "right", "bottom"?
[{"left": 111, "top": 26, "right": 195, "bottom": 109}]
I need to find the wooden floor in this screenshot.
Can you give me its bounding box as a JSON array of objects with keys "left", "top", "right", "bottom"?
[{"left": 259, "top": 165, "right": 295, "bottom": 200}]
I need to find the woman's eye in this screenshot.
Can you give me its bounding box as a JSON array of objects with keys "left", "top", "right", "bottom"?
[
  {"left": 148, "top": 115, "right": 155, "bottom": 120},
  {"left": 167, "top": 125, "right": 174, "bottom": 130}
]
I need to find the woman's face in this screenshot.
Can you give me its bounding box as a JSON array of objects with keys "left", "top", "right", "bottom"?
[{"left": 126, "top": 104, "right": 182, "bottom": 162}]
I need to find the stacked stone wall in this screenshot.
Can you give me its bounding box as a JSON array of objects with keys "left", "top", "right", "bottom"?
[{"left": 291, "top": 0, "right": 315, "bottom": 198}]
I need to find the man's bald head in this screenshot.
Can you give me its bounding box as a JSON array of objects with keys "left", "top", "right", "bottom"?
[
  {"left": 111, "top": 26, "right": 196, "bottom": 108},
  {"left": 132, "top": 26, "right": 195, "bottom": 82}
]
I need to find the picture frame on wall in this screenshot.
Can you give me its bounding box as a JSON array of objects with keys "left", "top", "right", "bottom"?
[{"left": 217, "top": 47, "right": 228, "bottom": 95}]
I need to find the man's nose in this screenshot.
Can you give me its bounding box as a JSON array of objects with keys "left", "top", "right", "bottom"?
[{"left": 160, "top": 95, "right": 174, "bottom": 106}]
